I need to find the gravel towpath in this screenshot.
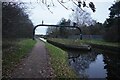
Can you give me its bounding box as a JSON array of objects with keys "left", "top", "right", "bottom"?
[{"left": 10, "top": 39, "right": 55, "bottom": 78}]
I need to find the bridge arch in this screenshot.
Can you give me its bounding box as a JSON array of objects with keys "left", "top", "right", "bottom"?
[{"left": 33, "top": 24, "right": 82, "bottom": 40}]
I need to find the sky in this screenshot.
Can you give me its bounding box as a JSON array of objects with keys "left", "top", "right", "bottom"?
[
  {"left": 25, "top": 0, "right": 115, "bottom": 24},
  {"left": 3, "top": 0, "right": 115, "bottom": 35}
]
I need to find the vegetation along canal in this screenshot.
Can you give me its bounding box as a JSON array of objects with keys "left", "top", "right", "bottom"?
[{"left": 67, "top": 49, "right": 120, "bottom": 79}]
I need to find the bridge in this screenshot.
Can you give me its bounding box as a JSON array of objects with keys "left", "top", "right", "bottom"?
[{"left": 33, "top": 24, "right": 82, "bottom": 40}]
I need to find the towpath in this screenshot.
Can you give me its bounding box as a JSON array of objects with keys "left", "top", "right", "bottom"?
[{"left": 10, "top": 39, "right": 55, "bottom": 78}]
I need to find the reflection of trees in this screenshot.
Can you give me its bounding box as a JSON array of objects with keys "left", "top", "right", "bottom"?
[
  {"left": 68, "top": 50, "right": 120, "bottom": 79},
  {"left": 103, "top": 53, "right": 120, "bottom": 79},
  {"left": 68, "top": 51, "right": 98, "bottom": 78}
]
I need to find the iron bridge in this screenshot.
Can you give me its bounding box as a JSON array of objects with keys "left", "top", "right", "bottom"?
[{"left": 33, "top": 24, "right": 82, "bottom": 40}]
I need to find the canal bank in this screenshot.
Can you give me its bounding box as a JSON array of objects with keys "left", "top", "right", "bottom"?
[
  {"left": 47, "top": 38, "right": 120, "bottom": 53},
  {"left": 87, "top": 43, "right": 120, "bottom": 53},
  {"left": 47, "top": 39, "right": 91, "bottom": 51}
]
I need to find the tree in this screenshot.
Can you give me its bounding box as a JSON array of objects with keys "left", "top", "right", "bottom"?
[
  {"left": 89, "top": 22, "right": 104, "bottom": 35},
  {"left": 70, "top": 6, "right": 95, "bottom": 27},
  {"left": 58, "top": 18, "right": 70, "bottom": 38},
  {"left": 68, "top": 5, "right": 97, "bottom": 36},
  {"left": 2, "top": 2, "right": 34, "bottom": 38},
  {"left": 103, "top": 1, "right": 120, "bottom": 42},
  {"left": 46, "top": 18, "right": 71, "bottom": 38},
  {"left": 109, "top": 1, "right": 120, "bottom": 18}
]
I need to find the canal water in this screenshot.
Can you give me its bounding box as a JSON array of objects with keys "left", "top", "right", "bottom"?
[{"left": 67, "top": 49, "right": 120, "bottom": 79}]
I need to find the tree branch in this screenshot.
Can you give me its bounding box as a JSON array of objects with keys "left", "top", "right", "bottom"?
[
  {"left": 45, "top": 4, "right": 53, "bottom": 14},
  {"left": 71, "top": 0, "right": 85, "bottom": 12},
  {"left": 57, "top": 0, "right": 69, "bottom": 10}
]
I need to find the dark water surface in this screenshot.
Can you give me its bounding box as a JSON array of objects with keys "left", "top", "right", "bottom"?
[{"left": 67, "top": 49, "right": 120, "bottom": 79}]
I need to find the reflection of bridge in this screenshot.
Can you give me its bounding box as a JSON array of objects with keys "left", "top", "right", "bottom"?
[{"left": 33, "top": 24, "right": 82, "bottom": 40}]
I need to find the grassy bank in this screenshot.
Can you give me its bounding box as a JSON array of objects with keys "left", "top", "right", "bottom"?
[
  {"left": 48, "top": 38, "right": 120, "bottom": 47},
  {"left": 45, "top": 43, "right": 77, "bottom": 78},
  {"left": 2, "top": 39, "right": 36, "bottom": 77}
]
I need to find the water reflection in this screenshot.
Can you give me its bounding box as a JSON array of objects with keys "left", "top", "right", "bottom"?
[
  {"left": 103, "top": 53, "right": 120, "bottom": 79},
  {"left": 68, "top": 50, "right": 120, "bottom": 79}
]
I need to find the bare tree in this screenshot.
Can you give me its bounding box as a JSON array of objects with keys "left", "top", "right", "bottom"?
[{"left": 70, "top": 6, "right": 95, "bottom": 27}]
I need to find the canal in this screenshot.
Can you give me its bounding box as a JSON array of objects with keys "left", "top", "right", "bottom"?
[
  {"left": 67, "top": 49, "right": 120, "bottom": 79},
  {"left": 40, "top": 38, "right": 120, "bottom": 79}
]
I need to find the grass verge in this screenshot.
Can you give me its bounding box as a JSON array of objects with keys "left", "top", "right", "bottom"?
[
  {"left": 2, "top": 38, "right": 36, "bottom": 77},
  {"left": 48, "top": 38, "right": 120, "bottom": 47},
  {"left": 45, "top": 42, "right": 77, "bottom": 78}
]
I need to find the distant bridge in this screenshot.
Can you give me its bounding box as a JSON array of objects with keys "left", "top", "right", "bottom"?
[{"left": 33, "top": 24, "right": 82, "bottom": 40}]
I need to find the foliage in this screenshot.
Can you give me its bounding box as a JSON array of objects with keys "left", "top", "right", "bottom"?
[
  {"left": 45, "top": 42, "right": 77, "bottom": 78},
  {"left": 46, "top": 18, "right": 104, "bottom": 38},
  {"left": 103, "top": 1, "right": 120, "bottom": 42},
  {"left": 2, "top": 39, "right": 36, "bottom": 77},
  {"left": 58, "top": 18, "right": 71, "bottom": 38},
  {"left": 71, "top": 22, "right": 104, "bottom": 35},
  {"left": 81, "top": 22, "right": 104, "bottom": 35},
  {"left": 46, "top": 18, "right": 71, "bottom": 38},
  {"left": 2, "top": 2, "right": 33, "bottom": 39},
  {"left": 109, "top": 1, "right": 120, "bottom": 18},
  {"left": 89, "top": 2, "right": 95, "bottom": 12}
]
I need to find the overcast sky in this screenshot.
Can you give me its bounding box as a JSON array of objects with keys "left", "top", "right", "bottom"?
[
  {"left": 4, "top": 0, "right": 115, "bottom": 35},
  {"left": 26, "top": 0, "right": 115, "bottom": 24}
]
